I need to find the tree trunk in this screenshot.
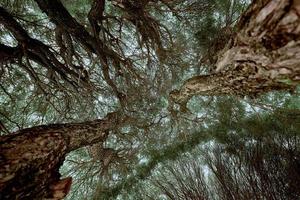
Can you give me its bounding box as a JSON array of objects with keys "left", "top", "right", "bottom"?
[
  {"left": 171, "top": 0, "right": 300, "bottom": 109},
  {"left": 0, "top": 112, "right": 121, "bottom": 199}
]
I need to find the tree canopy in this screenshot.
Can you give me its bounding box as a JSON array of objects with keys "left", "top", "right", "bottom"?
[{"left": 0, "top": 0, "right": 300, "bottom": 199}]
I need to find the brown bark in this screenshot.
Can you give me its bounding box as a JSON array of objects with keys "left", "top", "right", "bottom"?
[
  {"left": 0, "top": 44, "right": 22, "bottom": 63},
  {"left": 171, "top": 0, "right": 300, "bottom": 109},
  {"left": 0, "top": 112, "right": 121, "bottom": 199},
  {"left": 88, "top": 0, "right": 105, "bottom": 37}
]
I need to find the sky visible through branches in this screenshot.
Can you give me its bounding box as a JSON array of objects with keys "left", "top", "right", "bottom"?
[{"left": 0, "top": 0, "right": 299, "bottom": 199}]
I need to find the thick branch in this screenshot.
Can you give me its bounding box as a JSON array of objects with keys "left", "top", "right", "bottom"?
[
  {"left": 0, "top": 44, "right": 22, "bottom": 63},
  {"left": 88, "top": 0, "right": 105, "bottom": 37},
  {"left": 0, "top": 112, "right": 122, "bottom": 199},
  {"left": 171, "top": 0, "right": 300, "bottom": 108},
  {"left": 34, "top": 0, "right": 120, "bottom": 59},
  {"left": 34, "top": 0, "right": 97, "bottom": 53},
  {"left": 0, "top": 7, "right": 29, "bottom": 42},
  {"left": 170, "top": 69, "right": 293, "bottom": 110}
]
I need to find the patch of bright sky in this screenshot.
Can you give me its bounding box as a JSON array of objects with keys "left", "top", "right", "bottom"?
[{"left": 0, "top": 25, "right": 17, "bottom": 46}]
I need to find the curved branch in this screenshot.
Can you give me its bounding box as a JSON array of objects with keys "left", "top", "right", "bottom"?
[
  {"left": 171, "top": 0, "right": 300, "bottom": 109},
  {"left": 0, "top": 112, "right": 123, "bottom": 199}
]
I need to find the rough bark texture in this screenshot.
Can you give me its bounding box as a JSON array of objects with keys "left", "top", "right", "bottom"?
[
  {"left": 171, "top": 0, "right": 300, "bottom": 108},
  {"left": 0, "top": 112, "right": 121, "bottom": 199}
]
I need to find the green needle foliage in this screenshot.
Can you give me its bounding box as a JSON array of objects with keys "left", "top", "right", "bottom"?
[{"left": 0, "top": 0, "right": 299, "bottom": 199}]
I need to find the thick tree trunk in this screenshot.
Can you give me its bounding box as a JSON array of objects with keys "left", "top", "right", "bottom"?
[
  {"left": 171, "top": 0, "right": 300, "bottom": 109},
  {"left": 0, "top": 112, "right": 121, "bottom": 199}
]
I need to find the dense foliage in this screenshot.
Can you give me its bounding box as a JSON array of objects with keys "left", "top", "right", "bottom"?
[{"left": 0, "top": 0, "right": 299, "bottom": 199}]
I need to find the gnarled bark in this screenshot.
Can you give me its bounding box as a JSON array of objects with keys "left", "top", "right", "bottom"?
[
  {"left": 0, "top": 112, "right": 121, "bottom": 199},
  {"left": 171, "top": 0, "right": 300, "bottom": 109}
]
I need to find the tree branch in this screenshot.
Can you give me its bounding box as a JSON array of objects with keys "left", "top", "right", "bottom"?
[
  {"left": 34, "top": 0, "right": 129, "bottom": 104},
  {"left": 171, "top": 0, "right": 300, "bottom": 109},
  {"left": 88, "top": 0, "right": 105, "bottom": 38},
  {"left": 0, "top": 6, "right": 90, "bottom": 88},
  {"left": 0, "top": 44, "right": 22, "bottom": 63},
  {"left": 0, "top": 112, "right": 123, "bottom": 199}
]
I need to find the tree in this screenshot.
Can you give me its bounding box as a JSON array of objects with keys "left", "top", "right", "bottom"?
[
  {"left": 0, "top": 112, "right": 123, "bottom": 199},
  {"left": 170, "top": 0, "right": 300, "bottom": 110},
  {"left": 0, "top": 0, "right": 299, "bottom": 199}
]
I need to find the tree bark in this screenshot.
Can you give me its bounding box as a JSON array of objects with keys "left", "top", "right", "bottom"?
[
  {"left": 171, "top": 0, "right": 300, "bottom": 109},
  {"left": 0, "top": 44, "right": 22, "bottom": 63},
  {"left": 0, "top": 112, "right": 121, "bottom": 199}
]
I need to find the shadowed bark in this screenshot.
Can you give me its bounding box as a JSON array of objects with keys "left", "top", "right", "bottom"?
[
  {"left": 171, "top": 0, "right": 300, "bottom": 109},
  {"left": 1, "top": 0, "right": 300, "bottom": 199},
  {"left": 0, "top": 44, "right": 22, "bottom": 63},
  {"left": 0, "top": 6, "right": 90, "bottom": 88},
  {"left": 0, "top": 112, "right": 122, "bottom": 199},
  {"left": 33, "top": 0, "right": 131, "bottom": 105},
  {"left": 32, "top": 0, "right": 124, "bottom": 66}
]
